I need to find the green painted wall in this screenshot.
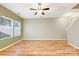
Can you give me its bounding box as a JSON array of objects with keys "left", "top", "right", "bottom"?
[
  {"left": 72, "top": 4, "right": 79, "bottom": 9},
  {"left": 0, "top": 5, "right": 23, "bottom": 49}
]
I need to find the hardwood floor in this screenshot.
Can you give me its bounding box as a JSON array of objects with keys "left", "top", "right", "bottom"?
[{"left": 0, "top": 40, "right": 79, "bottom": 56}]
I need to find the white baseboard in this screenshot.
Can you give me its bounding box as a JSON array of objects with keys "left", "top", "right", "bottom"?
[
  {"left": 0, "top": 39, "right": 23, "bottom": 51},
  {"left": 23, "top": 39, "right": 66, "bottom": 40},
  {"left": 68, "top": 42, "right": 79, "bottom": 49}
]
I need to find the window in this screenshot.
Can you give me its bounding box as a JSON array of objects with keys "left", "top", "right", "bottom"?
[
  {"left": 14, "top": 20, "right": 21, "bottom": 36},
  {"left": 0, "top": 16, "right": 13, "bottom": 39},
  {"left": 0, "top": 16, "right": 21, "bottom": 40}
]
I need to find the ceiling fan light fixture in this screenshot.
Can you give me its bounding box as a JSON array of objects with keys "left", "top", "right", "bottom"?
[
  {"left": 37, "top": 10, "right": 42, "bottom": 14},
  {"left": 30, "top": 3, "right": 49, "bottom": 15}
]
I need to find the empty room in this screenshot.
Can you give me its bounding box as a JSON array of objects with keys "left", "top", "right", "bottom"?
[{"left": 0, "top": 3, "right": 79, "bottom": 56}]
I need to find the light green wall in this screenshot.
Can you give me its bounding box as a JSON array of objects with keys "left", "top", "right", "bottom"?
[
  {"left": 72, "top": 4, "right": 79, "bottom": 9},
  {"left": 0, "top": 5, "right": 23, "bottom": 49}
]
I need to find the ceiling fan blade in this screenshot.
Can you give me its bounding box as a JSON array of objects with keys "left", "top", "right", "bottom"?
[
  {"left": 35, "top": 12, "right": 38, "bottom": 15},
  {"left": 42, "top": 12, "right": 45, "bottom": 15},
  {"left": 30, "top": 8, "right": 36, "bottom": 10},
  {"left": 42, "top": 8, "right": 49, "bottom": 10}
]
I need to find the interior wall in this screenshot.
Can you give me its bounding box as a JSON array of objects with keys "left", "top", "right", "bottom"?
[
  {"left": 0, "top": 5, "right": 23, "bottom": 49},
  {"left": 23, "top": 17, "right": 69, "bottom": 40},
  {"left": 67, "top": 17, "right": 79, "bottom": 48}
]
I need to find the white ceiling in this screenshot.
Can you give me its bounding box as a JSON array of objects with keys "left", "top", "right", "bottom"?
[{"left": 1, "top": 3, "right": 79, "bottom": 19}]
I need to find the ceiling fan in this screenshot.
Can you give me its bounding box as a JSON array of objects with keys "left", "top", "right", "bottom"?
[{"left": 30, "top": 3, "right": 49, "bottom": 15}]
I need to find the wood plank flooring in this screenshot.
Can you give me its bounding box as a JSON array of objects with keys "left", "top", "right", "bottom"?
[{"left": 0, "top": 40, "right": 79, "bottom": 56}]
